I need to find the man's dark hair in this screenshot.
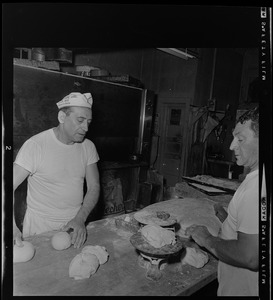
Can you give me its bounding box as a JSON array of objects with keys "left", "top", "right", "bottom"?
[{"left": 238, "top": 107, "right": 259, "bottom": 136}]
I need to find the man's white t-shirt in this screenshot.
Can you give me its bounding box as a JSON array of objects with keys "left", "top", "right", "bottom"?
[
  {"left": 217, "top": 169, "right": 259, "bottom": 296},
  {"left": 14, "top": 129, "right": 99, "bottom": 237}
]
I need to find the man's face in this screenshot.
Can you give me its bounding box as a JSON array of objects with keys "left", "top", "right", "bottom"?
[
  {"left": 63, "top": 107, "right": 92, "bottom": 143},
  {"left": 229, "top": 120, "right": 259, "bottom": 170}
]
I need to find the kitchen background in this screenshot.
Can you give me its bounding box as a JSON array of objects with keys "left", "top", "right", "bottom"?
[{"left": 13, "top": 47, "right": 259, "bottom": 227}]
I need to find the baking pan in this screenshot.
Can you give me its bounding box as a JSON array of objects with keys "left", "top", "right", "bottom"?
[
  {"left": 181, "top": 176, "right": 237, "bottom": 195},
  {"left": 187, "top": 182, "right": 228, "bottom": 196}
]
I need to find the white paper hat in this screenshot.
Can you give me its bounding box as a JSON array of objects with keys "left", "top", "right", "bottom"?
[{"left": 56, "top": 92, "right": 93, "bottom": 109}]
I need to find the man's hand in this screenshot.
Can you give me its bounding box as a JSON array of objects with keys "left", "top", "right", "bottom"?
[
  {"left": 185, "top": 225, "right": 212, "bottom": 248},
  {"left": 214, "top": 203, "right": 228, "bottom": 223},
  {"left": 62, "top": 218, "right": 87, "bottom": 249},
  {"left": 13, "top": 224, "right": 23, "bottom": 247}
]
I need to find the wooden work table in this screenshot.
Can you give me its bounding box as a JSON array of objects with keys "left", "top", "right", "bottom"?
[
  {"left": 13, "top": 189, "right": 232, "bottom": 296},
  {"left": 13, "top": 216, "right": 217, "bottom": 296}
]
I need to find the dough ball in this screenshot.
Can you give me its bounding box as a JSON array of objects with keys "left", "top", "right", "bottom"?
[
  {"left": 69, "top": 253, "right": 100, "bottom": 280},
  {"left": 14, "top": 241, "right": 35, "bottom": 263},
  {"left": 141, "top": 224, "right": 176, "bottom": 248},
  {"left": 51, "top": 231, "right": 71, "bottom": 250},
  {"left": 181, "top": 247, "right": 209, "bottom": 268},
  {"left": 82, "top": 245, "right": 109, "bottom": 264}
]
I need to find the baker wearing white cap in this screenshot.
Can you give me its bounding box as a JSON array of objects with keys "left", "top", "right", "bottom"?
[
  {"left": 13, "top": 92, "right": 100, "bottom": 250},
  {"left": 55, "top": 92, "right": 94, "bottom": 144}
]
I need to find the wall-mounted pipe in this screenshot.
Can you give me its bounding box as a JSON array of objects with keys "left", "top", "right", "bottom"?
[{"left": 202, "top": 48, "right": 217, "bottom": 174}]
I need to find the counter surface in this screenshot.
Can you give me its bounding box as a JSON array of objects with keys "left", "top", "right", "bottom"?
[
  {"left": 14, "top": 187, "right": 232, "bottom": 296},
  {"left": 14, "top": 214, "right": 218, "bottom": 296}
]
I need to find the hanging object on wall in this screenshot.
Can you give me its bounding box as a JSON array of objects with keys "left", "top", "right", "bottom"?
[
  {"left": 213, "top": 104, "right": 231, "bottom": 143},
  {"left": 202, "top": 115, "right": 219, "bottom": 142},
  {"left": 207, "top": 98, "right": 216, "bottom": 111},
  {"left": 214, "top": 123, "right": 227, "bottom": 143}
]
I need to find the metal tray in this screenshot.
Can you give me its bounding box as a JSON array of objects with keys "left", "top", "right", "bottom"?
[
  {"left": 181, "top": 176, "right": 236, "bottom": 195},
  {"left": 187, "top": 182, "right": 228, "bottom": 196}
]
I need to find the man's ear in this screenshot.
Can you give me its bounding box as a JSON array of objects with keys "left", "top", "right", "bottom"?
[{"left": 58, "top": 111, "right": 66, "bottom": 124}]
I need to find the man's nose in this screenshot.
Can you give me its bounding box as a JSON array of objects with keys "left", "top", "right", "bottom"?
[
  {"left": 81, "top": 121, "right": 89, "bottom": 132},
  {"left": 229, "top": 139, "right": 236, "bottom": 150}
]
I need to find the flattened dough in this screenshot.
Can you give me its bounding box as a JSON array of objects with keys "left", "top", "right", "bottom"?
[
  {"left": 82, "top": 245, "right": 109, "bottom": 264},
  {"left": 141, "top": 224, "right": 176, "bottom": 248},
  {"left": 141, "top": 198, "right": 222, "bottom": 237},
  {"left": 69, "top": 245, "right": 109, "bottom": 280},
  {"left": 181, "top": 247, "right": 209, "bottom": 268},
  {"left": 69, "top": 253, "right": 99, "bottom": 280}
]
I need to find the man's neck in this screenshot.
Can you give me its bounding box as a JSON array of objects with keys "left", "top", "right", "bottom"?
[{"left": 53, "top": 126, "right": 74, "bottom": 145}]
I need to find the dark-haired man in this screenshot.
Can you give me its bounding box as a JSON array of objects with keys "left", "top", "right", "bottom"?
[{"left": 186, "top": 107, "right": 259, "bottom": 296}]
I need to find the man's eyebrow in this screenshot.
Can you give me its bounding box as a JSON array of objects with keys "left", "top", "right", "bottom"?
[
  {"left": 233, "top": 130, "right": 246, "bottom": 138},
  {"left": 232, "top": 129, "right": 241, "bottom": 136}
]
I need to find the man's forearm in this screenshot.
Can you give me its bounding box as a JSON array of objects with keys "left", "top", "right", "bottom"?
[
  {"left": 205, "top": 236, "right": 258, "bottom": 271},
  {"left": 75, "top": 184, "right": 100, "bottom": 223},
  {"left": 13, "top": 192, "right": 19, "bottom": 229}
]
